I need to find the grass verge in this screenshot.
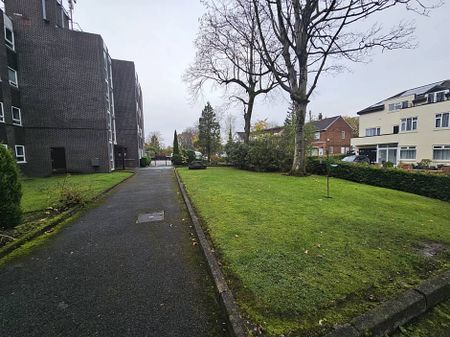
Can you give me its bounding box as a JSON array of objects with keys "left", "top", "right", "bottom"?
[
  {"left": 177, "top": 167, "right": 450, "bottom": 337},
  {"left": 0, "top": 171, "right": 134, "bottom": 256}
]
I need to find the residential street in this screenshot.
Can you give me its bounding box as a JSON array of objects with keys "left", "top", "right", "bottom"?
[{"left": 0, "top": 168, "right": 228, "bottom": 337}]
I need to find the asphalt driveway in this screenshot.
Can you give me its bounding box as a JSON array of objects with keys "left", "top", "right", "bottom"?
[{"left": 0, "top": 168, "right": 228, "bottom": 337}]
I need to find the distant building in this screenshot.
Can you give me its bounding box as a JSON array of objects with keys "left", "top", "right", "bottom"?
[
  {"left": 235, "top": 126, "right": 285, "bottom": 142},
  {"left": 351, "top": 80, "right": 450, "bottom": 165},
  {"left": 112, "top": 60, "right": 145, "bottom": 169},
  {"left": 309, "top": 115, "right": 353, "bottom": 156},
  {"left": 0, "top": 0, "right": 145, "bottom": 176}
]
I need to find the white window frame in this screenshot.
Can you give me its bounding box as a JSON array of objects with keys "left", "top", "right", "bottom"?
[
  {"left": 433, "top": 145, "right": 450, "bottom": 161},
  {"left": 8, "top": 67, "right": 18, "bottom": 87},
  {"left": 399, "top": 146, "right": 417, "bottom": 161},
  {"left": 11, "top": 106, "right": 22, "bottom": 126},
  {"left": 4, "top": 25, "right": 14, "bottom": 51},
  {"left": 15, "top": 145, "right": 26, "bottom": 163},
  {"left": 400, "top": 117, "right": 418, "bottom": 132},
  {"left": 314, "top": 132, "right": 320, "bottom": 140},
  {"left": 0, "top": 102, "right": 4, "bottom": 123},
  {"left": 435, "top": 112, "right": 449, "bottom": 129},
  {"left": 365, "top": 127, "right": 380, "bottom": 137},
  {"left": 341, "top": 131, "right": 346, "bottom": 139}
]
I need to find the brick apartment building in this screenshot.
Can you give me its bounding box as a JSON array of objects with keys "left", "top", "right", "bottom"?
[
  {"left": 112, "top": 59, "right": 145, "bottom": 169},
  {"left": 0, "top": 0, "right": 144, "bottom": 176}
]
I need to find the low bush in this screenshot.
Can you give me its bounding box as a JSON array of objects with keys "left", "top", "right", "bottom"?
[
  {"left": 226, "top": 135, "right": 292, "bottom": 172},
  {"left": 140, "top": 156, "right": 151, "bottom": 167},
  {"left": 307, "top": 158, "right": 450, "bottom": 202},
  {"left": 183, "top": 149, "right": 196, "bottom": 164},
  {"left": 171, "top": 153, "right": 185, "bottom": 165},
  {"left": 0, "top": 145, "right": 23, "bottom": 229}
]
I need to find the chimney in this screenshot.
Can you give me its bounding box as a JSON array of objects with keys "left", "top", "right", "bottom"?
[{"left": 318, "top": 113, "right": 323, "bottom": 120}]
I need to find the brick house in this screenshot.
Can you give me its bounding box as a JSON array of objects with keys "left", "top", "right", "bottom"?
[
  {"left": 0, "top": 0, "right": 144, "bottom": 176},
  {"left": 309, "top": 115, "right": 353, "bottom": 156}
]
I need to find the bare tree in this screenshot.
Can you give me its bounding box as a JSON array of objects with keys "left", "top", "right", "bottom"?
[
  {"left": 184, "top": 0, "right": 278, "bottom": 144},
  {"left": 246, "top": 0, "right": 440, "bottom": 175},
  {"left": 178, "top": 127, "right": 199, "bottom": 150}
]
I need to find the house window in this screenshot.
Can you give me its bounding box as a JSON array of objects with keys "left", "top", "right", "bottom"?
[
  {"left": 11, "top": 106, "right": 21, "bottom": 126},
  {"left": 388, "top": 101, "right": 407, "bottom": 111},
  {"left": 8, "top": 67, "right": 18, "bottom": 87},
  {"left": 341, "top": 147, "right": 349, "bottom": 154},
  {"left": 314, "top": 132, "right": 320, "bottom": 140},
  {"left": 400, "top": 117, "right": 417, "bottom": 132},
  {"left": 393, "top": 125, "right": 399, "bottom": 134},
  {"left": 400, "top": 146, "right": 416, "bottom": 160},
  {"left": 4, "top": 26, "right": 14, "bottom": 50},
  {"left": 433, "top": 145, "right": 450, "bottom": 161},
  {"left": 15, "top": 145, "right": 26, "bottom": 163},
  {"left": 0, "top": 102, "right": 4, "bottom": 123},
  {"left": 329, "top": 146, "right": 334, "bottom": 154},
  {"left": 428, "top": 91, "right": 448, "bottom": 103},
  {"left": 435, "top": 113, "right": 449, "bottom": 128},
  {"left": 365, "top": 127, "right": 380, "bottom": 137},
  {"left": 341, "top": 131, "right": 345, "bottom": 139}
]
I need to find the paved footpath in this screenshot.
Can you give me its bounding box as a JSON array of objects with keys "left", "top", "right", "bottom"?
[{"left": 0, "top": 168, "right": 229, "bottom": 337}]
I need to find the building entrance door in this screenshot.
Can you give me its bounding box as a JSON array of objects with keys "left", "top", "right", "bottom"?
[{"left": 51, "top": 147, "right": 67, "bottom": 173}]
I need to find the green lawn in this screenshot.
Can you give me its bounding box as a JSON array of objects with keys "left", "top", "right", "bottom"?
[
  {"left": 21, "top": 172, "right": 133, "bottom": 213},
  {"left": 178, "top": 167, "right": 450, "bottom": 337}
]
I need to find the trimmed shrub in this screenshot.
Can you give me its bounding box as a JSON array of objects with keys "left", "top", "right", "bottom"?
[
  {"left": 171, "top": 153, "right": 185, "bottom": 165},
  {"left": 0, "top": 145, "right": 22, "bottom": 229},
  {"left": 307, "top": 158, "right": 450, "bottom": 202},
  {"left": 140, "top": 156, "right": 151, "bottom": 167},
  {"left": 184, "top": 150, "right": 196, "bottom": 164}
]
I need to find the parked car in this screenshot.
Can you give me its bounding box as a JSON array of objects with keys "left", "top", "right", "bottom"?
[{"left": 342, "top": 155, "right": 370, "bottom": 164}]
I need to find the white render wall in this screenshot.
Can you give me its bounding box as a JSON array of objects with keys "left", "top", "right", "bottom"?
[{"left": 352, "top": 99, "right": 450, "bottom": 165}]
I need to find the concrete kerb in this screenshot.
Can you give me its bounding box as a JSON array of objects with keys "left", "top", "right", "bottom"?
[
  {"left": 174, "top": 168, "right": 248, "bottom": 337},
  {"left": 325, "top": 270, "right": 450, "bottom": 337},
  {"left": 0, "top": 171, "right": 136, "bottom": 260}
]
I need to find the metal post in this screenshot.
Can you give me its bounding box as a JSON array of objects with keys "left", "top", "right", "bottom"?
[{"left": 41, "top": 0, "right": 47, "bottom": 21}]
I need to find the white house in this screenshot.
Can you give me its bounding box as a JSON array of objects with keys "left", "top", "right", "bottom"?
[{"left": 351, "top": 80, "right": 450, "bottom": 166}]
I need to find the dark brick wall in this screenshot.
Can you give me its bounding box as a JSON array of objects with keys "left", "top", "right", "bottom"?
[
  {"left": 112, "top": 59, "right": 144, "bottom": 168},
  {"left": 0, "top": 10, "right": 24, "bottom": 156},
  {"left": 4, "top": 0, "right": 112, "bottom": 176}
]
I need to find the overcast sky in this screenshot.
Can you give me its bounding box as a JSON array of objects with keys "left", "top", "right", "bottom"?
[{"left": 74, "top": 1, "right": 450, "bottom": 146}]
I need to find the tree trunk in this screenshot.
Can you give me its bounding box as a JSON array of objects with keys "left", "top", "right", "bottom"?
[
  {"left": 290, "top": 100, "right": 308, "bottom": 176},
  {"left": 243, "top": 93, "right": 256, "bottom": 144}
]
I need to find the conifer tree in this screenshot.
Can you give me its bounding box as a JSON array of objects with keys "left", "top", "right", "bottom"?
[{"left": 198, "top": 102, "right": 221, "bottom": 163}]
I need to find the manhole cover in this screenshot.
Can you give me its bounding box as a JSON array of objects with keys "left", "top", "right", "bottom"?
[{"left": 136, "top": 211, "right": 165, "bottom": 224}]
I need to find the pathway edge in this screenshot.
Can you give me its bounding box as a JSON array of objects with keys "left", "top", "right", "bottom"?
[{"left": 174, "top": 168, "right": 248, "bottom": 337}]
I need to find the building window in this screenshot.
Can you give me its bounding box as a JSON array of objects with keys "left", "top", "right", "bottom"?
[
  {"left": 11, "top": 106, "right": 21, "bottom": 126},
  {"left": 435, "top": 113, "right": 449, "bottom": 128},
  {"left": 427, "top": 91, "right": 448, "bottom": 104},
  {"left": 8, "top": 67, "right": 18, "bottom": 87},
  {"left": 314, "top": 132, "right": 320, "bottom": 140},
  {"left": 400, "top": 117, "right": 417, "bottom": 132},
  {"left": 400, "top": 146, "right": 416, "bottom": 160},
  {"left": 4, "top": 26, "right": 14, "bottom": 50},
  {"left": 0, "top": 102, "right": 4, "bottom": 123},
  {"left": 433, "top": 145, "right": 450, "bottom": 161},
  {"left": 388, "top": 101, "right": 408, "bottom": 112},
  {"left": 365, "top": 127, "right": 380, "bottom": 137},
  {"left": 341, "top": 131, "right": 346, "bottom": 139},
  {"left": 15, "top": 145, "right": 26, "bottom": 163}
]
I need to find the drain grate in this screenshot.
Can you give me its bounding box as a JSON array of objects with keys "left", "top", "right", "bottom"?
[{"left": 136, "top": 211, "right": 165, "bottom": 224}]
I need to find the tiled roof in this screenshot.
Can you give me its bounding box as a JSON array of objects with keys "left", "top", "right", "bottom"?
[{"left": 309, "top": 116, "right": 340, "bottom": 131}]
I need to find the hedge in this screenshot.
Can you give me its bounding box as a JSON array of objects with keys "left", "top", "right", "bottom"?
[
  {"left": 0, "top": 145, "right": 22, "bottom": 229},
  {"left": 307, "top": 158, "right": 450, "bottom": 202}
]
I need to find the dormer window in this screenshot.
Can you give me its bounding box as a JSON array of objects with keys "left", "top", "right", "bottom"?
[
  {"left": 388, "top": 101, "right": 408, "bottom": 112},
  {"left": 427, "top": 91, "right": 448, "bottom": 103}
]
